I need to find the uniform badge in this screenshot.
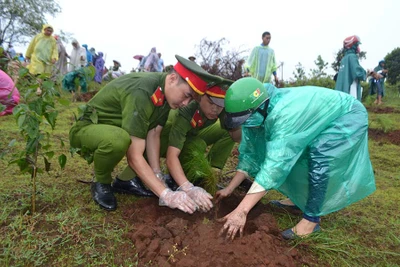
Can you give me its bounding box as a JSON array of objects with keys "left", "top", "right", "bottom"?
[
  {"left": 151, "top": 87, "right": 165, "bottom": 106},
  {"left": 190, "top": 109, "right": 204, "bottom": 128}
]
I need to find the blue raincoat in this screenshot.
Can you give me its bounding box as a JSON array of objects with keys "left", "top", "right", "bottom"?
[
  {"left": 238, "top": 84, "right": 375, "bottom": 216},
  {"left": 82, "top": 44, "right": 93, "bottom": 66}
]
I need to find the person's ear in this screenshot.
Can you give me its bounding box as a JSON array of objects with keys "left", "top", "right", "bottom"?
[{"left": 170, "top": 73, "right": 179, "bottom": 84}]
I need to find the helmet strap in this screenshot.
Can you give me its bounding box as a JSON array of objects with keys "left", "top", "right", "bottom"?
[{"left": 256, "top": 98, "right": 270, "bottom": 125}]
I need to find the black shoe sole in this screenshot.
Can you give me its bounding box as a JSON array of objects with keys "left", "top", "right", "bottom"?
[{"left": 93, "top": 199, "right": 117, "bottom": 211}]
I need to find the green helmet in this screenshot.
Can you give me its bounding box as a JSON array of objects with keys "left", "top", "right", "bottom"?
[{"left": 224, "top": 77, "right": 269, "bottom": 129}]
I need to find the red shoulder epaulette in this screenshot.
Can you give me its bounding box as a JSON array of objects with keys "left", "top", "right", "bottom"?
[
  {"left": 151, "top": 86, "right": 165, "bottom": 106},
  {"left": 190, "top": 109, "right": 204, "bottom": 128}
]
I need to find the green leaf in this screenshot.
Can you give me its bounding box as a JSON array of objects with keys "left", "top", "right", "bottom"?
[
  {"left": 42, "top": 80, "right": 54, "bottom": 90},
  {"left": 89, "top": 109, "right": 98, "bottom": 124},
  {"left": 45, "top": 151, "right": 54, "bottom": 159},
  {"left": 24, "top": 89, "right": 36, "bottom": 101},
  {"left": 60, "top": 139, "right": 65, "bottom": 148},
  {"left": 44, "top": 156, "right": 51, "bottom": 172},
  {"left": 9, "top": 157, "right": 32, "bottom": 174},
  {"left": 18, "top": 67, "right": 29, "bottom": 77},
  {"left": 26, "top": 136, "right": 40, "bottom": 155},
  {"left": 42, "top": 144, "right": 51, "bottom": 150},
  {"left": 0, "top": 104, "right": 5, "bottom": 113},
  {"left": 17, "top": 114, "right": 27, "bottom": 128},
  {"left": 29, "top": 98, "right": 44, "bottom": 116},
  {"left": 44, "top": 111, "right": 58, "bottom": 130},
  {"left": 24, "top": 115, "right": 41, "bottom": 139},
  {"left": 77, "top": 104, "right": 87, "bottom": 118},
  {"left": 8, "top": 139, "right": 17, "bottom": 147},
  {"left": 57, "top": 98, "right": 71, "bottom": 106},
  {"left": 13, "top": 104, "right": 29, "bottom": 116},
  {"left": 58, "top": 154, "right": 67, "bottom": 170}
]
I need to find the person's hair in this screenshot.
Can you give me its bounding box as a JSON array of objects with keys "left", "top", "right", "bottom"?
[
  {"left": 168, "top": 68, "right": 185, "bottom": 85},
  {"left": 262, "top": 31, "right": 271, "bottom": 38}
]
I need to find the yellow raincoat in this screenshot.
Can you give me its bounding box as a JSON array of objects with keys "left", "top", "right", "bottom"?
[{"left": 25, "top": 24, "right": 58, "bottom": 75}]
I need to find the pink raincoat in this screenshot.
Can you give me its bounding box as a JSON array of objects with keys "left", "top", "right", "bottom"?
[{"left": 0, "top": 70, "right": 20, "bottom": 116}]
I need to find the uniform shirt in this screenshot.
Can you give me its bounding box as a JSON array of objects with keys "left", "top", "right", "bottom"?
[
  {"left": 166, "top": 101, "right": 226, "bottom": 150},
  {"left": 82, "top": 72, "right": 170, "bottom": 139}
]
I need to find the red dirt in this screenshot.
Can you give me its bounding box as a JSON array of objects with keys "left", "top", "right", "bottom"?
[
  {"left": 121, "top": 195, "right": 315, "bottom": 267},
  {"left": 76, "top": 91, "right": 98, "bottom": 102},
  {"left": 366, "top": 106, "right": 400, "bottom": 114},
  {"left": 369, "top": 128, "right": 400, "bottom": 146}
]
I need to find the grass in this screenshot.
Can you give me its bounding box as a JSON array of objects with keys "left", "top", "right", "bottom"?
[{"left": 1, "top": 84, "right": 400, "bottom": 266}]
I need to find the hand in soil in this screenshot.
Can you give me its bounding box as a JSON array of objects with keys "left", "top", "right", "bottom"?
[
  {"left": 159, "top": 189, "right": 198, "bottom": 214},
  {"left": 183, "top": 185, "right": 213, "bottom": 212},
  {"left": 218, "top": 209, "right": 247, "bottom": 241},
  {"left": 215, "top": 187, "right": 233, "bottom": 203}
]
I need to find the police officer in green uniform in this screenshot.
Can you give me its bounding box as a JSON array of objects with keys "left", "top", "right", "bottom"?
[
  {"left": 69, "top": 55, "right": 228, "bottom": 213},
  {"left": 116, "top": 85, "right": 242, "bottom": 211}
]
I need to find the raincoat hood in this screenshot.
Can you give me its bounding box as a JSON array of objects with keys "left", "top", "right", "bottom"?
[
  {"left": 71, "top": 39, "right": 80, "bottom": 47},
  {"left": 42, "top": 24, "right": 54, "bottom": 33}
]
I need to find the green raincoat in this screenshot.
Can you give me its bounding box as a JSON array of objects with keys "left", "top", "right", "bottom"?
[
  {"left": 245, "top": 45, "right": 277, "bottom": 83},
  {"left": 25, "top": 24, "right": 58, "bottom": 75},
  {"left": 334, "top": 48, "right": 366, "bottom": 101},
  {"left": 238, "top": 84, "right": 375, "bottom": 216}
]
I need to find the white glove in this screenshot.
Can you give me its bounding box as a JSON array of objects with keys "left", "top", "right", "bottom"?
[
  {"left": 178, "top": 182, "right": 213, "bottom": 212},
  {"left": 154, "top": 170, "right": 167, "bottom": 187},
  {"left": 159, "top": 188, "right": 197, "bottom": 214}
]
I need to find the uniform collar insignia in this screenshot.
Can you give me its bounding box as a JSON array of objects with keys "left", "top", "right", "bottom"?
[
  {"left": 151, "top": 86, "right": 165, "bottom": 106},
  {"left": 190, "top": 109, "right": 204, "bottom": 128}
]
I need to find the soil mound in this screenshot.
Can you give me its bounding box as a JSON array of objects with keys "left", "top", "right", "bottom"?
[
  {"left": 369, "top": 128, "right": 400, "bottom": 146},
  {"left": 76, "top": 91, "right": 98, "bottom": 102},
  {"left": 366, "top": 106, "right": 400, "bottom": 114},
  {"left": 121, "top": 195, "right": 314, "bottom": 267}
]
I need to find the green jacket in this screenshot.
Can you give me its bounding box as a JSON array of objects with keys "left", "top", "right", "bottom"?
[
  {"left": 163, "top": 101, "right": 226, "bottom": 150},
  {"left": 78, "top": 72, "right": 170, "bottom": 139},
  {"left": 334, "top": 48, "right": 366, "bottom": 101}
]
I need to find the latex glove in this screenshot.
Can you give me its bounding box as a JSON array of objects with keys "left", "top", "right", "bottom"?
[
  {"left": 178, "top": 182, "right": 213, "bottom": 212},
  {"left": 215, "top": 187, "right": 233, "bottom": 203},
  {"left": 154, "top": 170, "right": 167, "bottom": 187},
  {"left": 218, "top": 208, "right": 247, "bottom": 240},
  {"left": 159, "top": 188, "right": 197, "bottom": 214}
]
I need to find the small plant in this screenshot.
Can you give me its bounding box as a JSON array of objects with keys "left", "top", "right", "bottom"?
[
  {"left": 7, "top": 64, "right": 70, "bottom": 213},
  {"left": 202, "top": 217, "right": 210, "bottom": 225},
  {"left": 167, "top": 243, "right": 188, "bottom": 263},
  {"left": 180, "top": 140, "right": 219, "bottom": 195},
  {"left": 376, "top": 116, "right": 395, "bottom": 133}
]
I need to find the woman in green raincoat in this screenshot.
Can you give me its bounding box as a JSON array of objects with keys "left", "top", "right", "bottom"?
[
  {"left": 334, "top": 35, "right": 366, "bottom": 101},
  {"left": 217, "top": 78, "right": 375, "bottom": 240},
  {"left": 25, "top": 24, "right": 58, "bottom": 75}
]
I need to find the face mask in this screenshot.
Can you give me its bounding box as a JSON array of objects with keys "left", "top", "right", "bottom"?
[{"left": 243, "top": 102, "right": 267, "bottom": 128}]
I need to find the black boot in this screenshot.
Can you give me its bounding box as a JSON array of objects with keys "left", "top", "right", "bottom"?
[
  {"left": 91, "top": 182, "right": 117, "bottom": 211},
  {"left": 163, "top": 174, "right": 179, "bottom": 191},
  {"left": 238, "top": 178, "right": 253, "bottom": 191},
  {"left": 112, "top": 177, "right": 155, "bottom": 197}
]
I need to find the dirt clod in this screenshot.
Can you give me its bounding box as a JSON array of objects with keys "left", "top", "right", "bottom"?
[{"left": 121, "top": 195, "right": 315, "bottom": 266}]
